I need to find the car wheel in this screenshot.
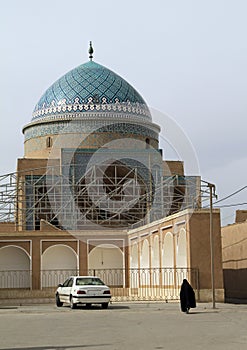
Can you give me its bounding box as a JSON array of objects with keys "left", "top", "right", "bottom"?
[
  {"left": 56, "top": 294, "right": 63, "bottom": 307},
  {"left": 70, "top": 296, "right": 77, "bottom": 309},
  {"left": 102, "top": 303, "right": 109, "bottom": 309}
]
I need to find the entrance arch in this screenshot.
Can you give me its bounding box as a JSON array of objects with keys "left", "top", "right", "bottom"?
[
  {"left": 130, "top": 243, "right": 138, "bottom": 269},
  {"left": 130, "top": 242, "right": 139, "bottom": 288},
  {"left": 176, "top": 228, "right": 187, "bottom": 286},
  {"left": 140, "top": 239, "right": 149, "bottom": 268},
  {"left": 140, "top": 239, "right": 150, "bottom": 285},
  {"left": 152, "top": 236, "right": 159, "bottom": 268},
  {"left": 176, "top": 228, "right": 187, "bottom": 268},
  {"left": 152, "top": 235, "right": 160, "bottom": 285},
  {"left": 162, "top": 232, "right": 175, "bottom": 287},
  {"left": 88, "top": 244, "right": 124, "bottom": 286},
  {"left": 41, "top": 244, "right": 77, "bottom": 287},
  {"left": 163, "top": 232, "right": 174, "bottom": 268},
  {"left": 0, "top": 246, "right": 30, "bottom": 288}
]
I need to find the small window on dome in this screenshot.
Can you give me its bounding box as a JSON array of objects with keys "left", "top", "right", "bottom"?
[
  {"left": 145, "top": 138, "right": 150, "bottom": 149},
  {"left": 46, "top": 137, "right": 52, "bottom": 148}
]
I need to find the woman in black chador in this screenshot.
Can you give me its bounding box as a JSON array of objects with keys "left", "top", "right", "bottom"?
[{"left": 180, "top": 279, "right": 196, "bottom": 313}]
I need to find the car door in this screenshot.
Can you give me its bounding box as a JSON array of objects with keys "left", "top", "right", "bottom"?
[{"left": 59, "top": 277, "right": 73, "bottom": 303}]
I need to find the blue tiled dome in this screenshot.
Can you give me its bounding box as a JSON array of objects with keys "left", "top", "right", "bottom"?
[{"left": 32, "top": 61, "right": 151, "bottom": 121}]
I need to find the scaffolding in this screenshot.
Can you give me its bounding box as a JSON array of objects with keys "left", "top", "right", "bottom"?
[{"left": 0, "top": 162, "right": 202, "bottom": 231}]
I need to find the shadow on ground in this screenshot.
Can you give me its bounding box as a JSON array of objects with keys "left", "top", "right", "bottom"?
[
  {"left": 64, "top": 304, "right": 130, "bottom": 310},
  {"left": 0, "top": 345, "right": 111, "bottom": 350}
]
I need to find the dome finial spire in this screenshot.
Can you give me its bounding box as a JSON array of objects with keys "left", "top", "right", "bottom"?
[{"left": 88, "top": 41, "right": 94, "bottom": 61}]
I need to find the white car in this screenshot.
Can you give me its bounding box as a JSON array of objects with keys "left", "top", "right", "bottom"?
[{"left": 55, "top": 276, "right": 111, "bottom": 309}]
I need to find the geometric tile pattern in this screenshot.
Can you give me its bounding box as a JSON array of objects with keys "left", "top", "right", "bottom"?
[
  {"left": 24, "top": 121, "right": 159, "bottom": 141},
  {"left": 32, "top": 61, "right": 150, "bottom": 122}
]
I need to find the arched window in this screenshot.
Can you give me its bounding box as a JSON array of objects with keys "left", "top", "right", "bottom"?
[
  {"left": 46, "top": 137, "right": 52, "bottom": 148},
  {"left": 145, "top": 138, "right": 150, "bottom": 149}
]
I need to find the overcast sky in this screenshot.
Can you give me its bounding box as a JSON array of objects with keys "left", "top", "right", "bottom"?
[{"left": 0, "top": 0, "right": 246, "bottom": 226}]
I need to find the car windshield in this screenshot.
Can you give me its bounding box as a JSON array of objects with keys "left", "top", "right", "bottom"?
[{"left": 76, "top": 277, "right": 105, "bottom": 286}]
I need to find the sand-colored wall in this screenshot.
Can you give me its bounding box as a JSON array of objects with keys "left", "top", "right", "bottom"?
[
  {"left": 222, "top": 220, "right": 247, "bottom": 301},
  {"left": 24, "top": 132, "right": 158, "bottom": 159},
  {"left": 128, "top": 209, "right": 224, "bottom": 302},
  {"left": 188, "top": 210, "right": 224, "bottom": 301},
  {"left": 0, "top": 209, "right": 224, "bottom": 301}
]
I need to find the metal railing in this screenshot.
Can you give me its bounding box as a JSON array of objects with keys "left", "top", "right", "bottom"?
[
  {"left": 0, "top": 268, "right": 199, "bottom": 301},
  {"left": 0, "top": 270, "right": 31, "bottom": 289}
]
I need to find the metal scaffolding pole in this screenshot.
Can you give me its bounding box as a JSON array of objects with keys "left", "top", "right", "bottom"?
[
  {"left": 0, "top": 166, "right": 205, "bottom": 230},
  {"left": 208, "top": 182, "right": 217, "bottom": 309}
]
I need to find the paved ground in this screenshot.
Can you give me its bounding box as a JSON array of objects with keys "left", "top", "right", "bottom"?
[{"left": 0, "top": 302, "right": 247, "bottom": 350}]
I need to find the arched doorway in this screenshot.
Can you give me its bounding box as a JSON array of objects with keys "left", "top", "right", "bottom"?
[
  {"left": 130, "top": 242, "right": 139, "bottom": 288},
  {"left": 162, "top": 232, "right": 175, "bottom": 287},
  {"left": 140, "top": 239, "right": 150, "bottom": 285},
  {"left": 152, "top": 235, "right": 160, "bottom": 286},
  {"left": 176, "top": 228, "right": 187, "bottom": 267},
  {"left": 176, "top": 228, "right": 188, "bottom": 286},
  {"left": 163, "top": 232, "right": 174, "bottom": 268},
  {"left": 88, "top": 244, "right": 124, "bottom": 286},
  {"left": 41, "top": 244, "right": 77, "bottom": 287},
  {"left": 152, "top": 236, "right": 159, "bottom": 268},
  {"left": 130, "top": 243, "right": 138, "bottom": 269},
  {"left": 0, "top": 246, "right": 30, "bottom": 288}
]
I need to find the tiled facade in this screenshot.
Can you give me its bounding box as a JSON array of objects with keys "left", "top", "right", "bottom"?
[{"left": 32, "top": 61, "right": 151, "bottom": 121}]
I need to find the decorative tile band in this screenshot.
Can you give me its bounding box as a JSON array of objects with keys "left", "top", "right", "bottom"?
[
  {"left": 24, "top": 120, "right": 159, "bottom": 141},
  {"left": 32, "top": 100, "right": 151, "bottom": 122}
]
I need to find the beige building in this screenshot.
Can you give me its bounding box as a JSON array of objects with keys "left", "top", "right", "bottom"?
[
  {"left": 0, "top": 208, "right": 224, "bottom": 302},
  {"left": 0, "top": 45, "right": 224, "bottom": 303},
  {"left": 221, "top": 210, "right": 247, "bottom": 302}
]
